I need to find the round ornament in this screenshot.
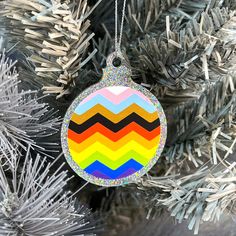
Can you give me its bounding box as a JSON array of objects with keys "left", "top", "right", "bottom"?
[{"left": 61, "top": 53, "right": 167, "bottom": 186}]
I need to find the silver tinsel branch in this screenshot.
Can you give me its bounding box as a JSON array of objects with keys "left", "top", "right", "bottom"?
[
  {"left": 156, "top": 11, "right": 236, "bottom": 170},
  {"left": 1, "top": 0, "right": 102, "bottom": 98},
  {"left": 0, "top": 146, "right": 95, "bottom": 235},
  {"left": 138, "top": 161, "right": 236, "bottom": 235},
  {"left": 126, "top": 0, "right": 181, "bottom": 36},
  {"left": 131, "top": 7, "right": 234, "bottom": 89},
  {"left": 163, "top": 71, "right": 236, "bottom": 169},
  {"left": 0, "top": 52, "right": 60, "bottom": 165}
]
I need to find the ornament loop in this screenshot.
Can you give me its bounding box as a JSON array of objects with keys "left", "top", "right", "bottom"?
[
  {"left": 107, "top": 51, "right": 129, "bottom": 68},
  {"left": 103, "top": 51, "right": 132, "bottom": 80}
]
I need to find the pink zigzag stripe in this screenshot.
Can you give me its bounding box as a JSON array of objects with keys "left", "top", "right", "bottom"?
[{"left": 80, "top": 87, "right": 152, "bottom": 105}]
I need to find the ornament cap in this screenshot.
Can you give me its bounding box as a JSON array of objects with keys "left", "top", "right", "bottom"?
[
  {"left": 102, "top": 51, "right": 132, "bottom": 81},
  {"left": 106, "top": 51, "right": 128, "bottom": 67}
]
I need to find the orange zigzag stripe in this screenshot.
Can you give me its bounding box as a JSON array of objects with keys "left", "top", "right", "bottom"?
[
  {"left": 71, "top": 103, "right": 158, "bottom": 124},
  {"left": 68, "top": 132, "right": 160, "bottom": 152}
]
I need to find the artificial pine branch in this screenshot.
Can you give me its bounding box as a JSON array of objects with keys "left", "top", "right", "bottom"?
[
  {"left": 223, "top": 0, "right": 236, "bottom": 10},
  {"left": 0, "top": 52, "right": 60, "bottom": 165},
  {"left": 92, "top": 33, "right": 113, "bottom": 71},
  {"left": 130, "top": 7, "right": 234, "bottom": 89},
  {"left": 89, "top": 0, "right": 115, "bottom": 35},
  {"left": 0, "top": 146, "right": 96, "bottom": 235},
  {"left": 163, "top": 71, "right": 236, "bottom": 168},
  {"left": 157, "top": 13, "right": 236, "bottom": 169},
  {"left": 137, "top": 161, "right": 236, "bottom": 235},
  {"left": 126, "top": 0, "right": 181, "bottom": 36},
  {"left": 1, "top": 0, "right": 102, "bottom": 98}
]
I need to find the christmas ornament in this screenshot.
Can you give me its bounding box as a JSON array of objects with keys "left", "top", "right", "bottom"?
[{"left": 61, "top": 0, "right": 167, "bottom": 186}]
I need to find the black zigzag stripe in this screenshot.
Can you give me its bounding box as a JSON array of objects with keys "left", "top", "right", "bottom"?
[{"left": 69, "top": 112, "right": 160, "bottom": 134}]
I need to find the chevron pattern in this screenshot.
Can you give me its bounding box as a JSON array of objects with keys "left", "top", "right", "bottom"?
[{"left": 67, "top": 86, "right": 161, "bottom": 180}]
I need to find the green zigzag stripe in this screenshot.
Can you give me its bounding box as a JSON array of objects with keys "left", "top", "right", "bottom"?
[{"left": 72, "top": 150, "right": 151, "bottom": 170}]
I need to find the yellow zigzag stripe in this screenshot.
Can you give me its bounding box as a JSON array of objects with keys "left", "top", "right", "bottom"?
[
  {"left": 68, "top": 142, "right": 158, "bottom": 163},
  {"left": 68, "top": 132, "right": 160, "bottom": 152},
  {"left": 70, "top": 150, "right": 151, "bottom": 169}
]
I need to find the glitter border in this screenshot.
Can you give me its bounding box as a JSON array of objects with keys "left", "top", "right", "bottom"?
[{"left": 61, "top": 68, "right": 167, "bottom": 187}]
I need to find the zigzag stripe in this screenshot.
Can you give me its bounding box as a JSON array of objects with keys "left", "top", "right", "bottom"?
[
  {"left": 92, "top": 168, "right": 137, "bottom": 179},
  {"left": 116, "top": 168, "right": 136, "bottom": 179},
  {"left": 69, "top": 113, "right": 160, "bottom": 134},
  {"left": 80, "top": 87, "right": 152, "bottom": 105},
  {"left": 74, "top": 94, "right": 156, "bottom": 115},
  {"left": 68, "top": 135, "right": 160, "bottom": 152},
  {"left": 70, "top": 150, "right": 150, "bottom": 169},
  {"left": 84, "top": 160, "right": 143, "bottom": 179},
  {"left": 69, "top": 136, "right": 159, "bottom": 157},
  {"left": 71, "top": 103, "right": 158, "bottom": 124},
  {"left": 92, "top": 170, "right": 111, "bottom": 179},
  {"left": 69, "top": 143, "right": 157, "bottom": 164},
  {"left": 69, "top": 141, "right": 156, "bottom": 162},
  {"left": 68, "top": 124, "right": 161, "bottom": 142},
  {"left": 68, "top": 132, "right": 160, "bottom": 150},
  {"left": 69, "top": 141, "right": 156, "bottom": 164}
]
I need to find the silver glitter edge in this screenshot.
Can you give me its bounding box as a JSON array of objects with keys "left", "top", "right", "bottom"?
[{"left": 61, "top": 66, "right": 167, "bottom": 187}]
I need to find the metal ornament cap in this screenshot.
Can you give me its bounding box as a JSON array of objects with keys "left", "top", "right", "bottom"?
[{"left": 61, "top": 52, "right": 167, "bottom": 187}]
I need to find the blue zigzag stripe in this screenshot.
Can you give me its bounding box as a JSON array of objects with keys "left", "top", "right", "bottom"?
[
  {"left": 84, "top": 159, "right": 143, "bottom": 179},
  {"left": 75, "top": 94, "right": 155, "bottom": 115}
]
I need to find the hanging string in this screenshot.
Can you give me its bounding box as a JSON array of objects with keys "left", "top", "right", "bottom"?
[{"left": 115, "top": 0, "right": 127, "bottom": 56}]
